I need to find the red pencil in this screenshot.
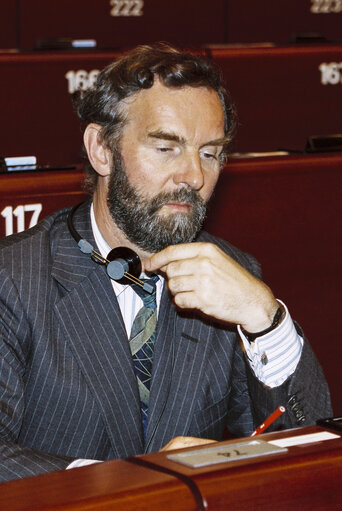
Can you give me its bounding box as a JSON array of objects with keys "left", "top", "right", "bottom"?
[{"left": 250, "top": 406, "right": 286, "bottom": 437}]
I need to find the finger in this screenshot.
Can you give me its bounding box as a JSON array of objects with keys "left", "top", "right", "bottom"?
[
  {"left": 160, "top": 436, "right": 216, "bottom": 452},
  {"left": 167, "top": 275, "right": 196, "bottom": 295},
  {"left": 162, "top": 258, "right": 199, "bottom": 279},
  {"left": 145, "top": 242, "right": 208, "bottom": 272},
  {"left": 173, "top": 291, "right": 202, "bottom": 311}
]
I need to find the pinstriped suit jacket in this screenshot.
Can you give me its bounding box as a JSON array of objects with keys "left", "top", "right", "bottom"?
[{"left": 0, "top": 201, "right": 331, "bottom": 482}]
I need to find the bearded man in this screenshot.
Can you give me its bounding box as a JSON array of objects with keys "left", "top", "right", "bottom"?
[{"left": 0, "top": 44, "right": 331, "bottom": 482}]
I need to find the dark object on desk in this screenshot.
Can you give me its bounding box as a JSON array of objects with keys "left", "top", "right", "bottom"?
[
  {"left": 317, "top": 417, "right": 342, "bottom": 433},
  {"left": 0, "top": 156, "right": 6, "bottom": 172},
  {"left": 290, "top": 33, "right": 330, "bottom": 45},
  {"left": 305, "top": 135, "right": 342, "bottom": 154},
  {"left": 0, "top": 158, "right": 77, "bottom": 174}
]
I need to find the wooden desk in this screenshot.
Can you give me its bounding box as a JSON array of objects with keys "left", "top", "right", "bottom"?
[
  {"left": 0, "top": 426, "right": 340, "bottom": 510},
  {"left": 0, "top": 165, "right": 88, "bottom": 237}
]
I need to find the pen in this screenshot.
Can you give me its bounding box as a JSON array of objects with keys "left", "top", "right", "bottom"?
[{"left": 250, "top": 405, "right": 286, "bottom": 437}]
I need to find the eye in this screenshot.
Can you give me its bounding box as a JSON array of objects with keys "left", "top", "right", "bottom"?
[
  {"left": 157, "top": 146, "right": 172, "bottom": 152},
  {"left": 201, "top": 151, "right": 217, "bottom": 160}
]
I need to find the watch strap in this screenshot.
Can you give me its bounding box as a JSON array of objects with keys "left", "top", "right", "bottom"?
[{"left": 242, "top": 306, "right": 284, "bottom": 342}]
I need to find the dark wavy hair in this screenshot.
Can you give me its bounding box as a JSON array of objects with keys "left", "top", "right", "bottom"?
[{"left": 73, "top": 43, "right": 236, "bottom": 192}]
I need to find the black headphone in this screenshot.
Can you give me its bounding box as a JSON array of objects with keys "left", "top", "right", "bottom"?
[{"left": 67, "top": 202, "right": 154, "bottom": 293}]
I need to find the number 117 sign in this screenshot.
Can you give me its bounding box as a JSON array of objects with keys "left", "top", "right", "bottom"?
[{"left": 1, "top": 203, "right": 43, "bottom": 237}]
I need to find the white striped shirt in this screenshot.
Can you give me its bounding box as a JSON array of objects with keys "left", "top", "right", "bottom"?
[
  {"left": 91, "top": 205, "right": 163, "bottom": 338},
  {"left": 238, "top": 301, "right": 303, "bottom": 387},
  {"left": 91, "top": 205, "right": 303, "bottom": 388}
]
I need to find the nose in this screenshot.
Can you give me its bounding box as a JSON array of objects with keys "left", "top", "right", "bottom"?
[{"left": 173, "top": 152, "right": 204, "bottom": 191}]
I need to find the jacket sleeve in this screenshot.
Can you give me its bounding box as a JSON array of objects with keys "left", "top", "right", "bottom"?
[
  {"left": 0, "top": 440, "right": 72, "bottom": 483},
  {"left": 0, "top": 268, "right": 72, "bottom": 482},
  {"left": 217, "top": 240, "right": 333, "bottom": 435},
  {"left": 245, "top": 327, "right": 333, "bottom": 432}
]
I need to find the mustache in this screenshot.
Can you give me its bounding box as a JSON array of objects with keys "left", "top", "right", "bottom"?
[{"left": 147, "top": 188, "right": 205, "bottom": 214}]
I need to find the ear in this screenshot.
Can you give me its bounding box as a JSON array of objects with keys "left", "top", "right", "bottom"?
[{"left": 83, "top": 123, "right": 112, "bottom": 177}]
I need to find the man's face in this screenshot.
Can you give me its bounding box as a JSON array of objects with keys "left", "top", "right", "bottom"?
[{"left": 107, "top": 80, "right": 226, "bottom": 253}]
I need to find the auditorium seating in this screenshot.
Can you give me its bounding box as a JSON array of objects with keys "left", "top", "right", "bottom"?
[
  {"left": 0, "top": 164, "right": 87, "bottom": 237},
  {"left": 1, "top": 2, "right": 341, "bottom": 161},
  {"left": 1, "top": 43, "right": 341, "bottom": 163},
  {"left": 1, "top": 152, "right": 341, "bottom": 414},
  {"left": 208, "top": 43, "right": 342, "bottom": 153},
  {"left": 9, "top": 0, "right": 227, "bottom": 49},
  {"left": 224, "top": 0, "right": 342, "bottom": 44},
  {"left": 0, "top": 51, "right": 120, "bottom": 165},
  {"left": 2, "top": 1, "right": 341, "bottom": 49}
]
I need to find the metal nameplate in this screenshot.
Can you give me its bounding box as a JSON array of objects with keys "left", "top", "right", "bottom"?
[{"left": 167, "top": 440, "right": 288, "bottom": 468}]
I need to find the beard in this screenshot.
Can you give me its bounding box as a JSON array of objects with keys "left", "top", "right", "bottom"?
[{"left": 107, "top": 151, "right": 208, "bottom": 253}]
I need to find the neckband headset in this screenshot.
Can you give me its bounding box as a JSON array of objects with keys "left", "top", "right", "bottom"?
[
  {"left": 67, "top": 202, "right": 154, "bottom": 293},
  {"left": 67, "top": 201, "right": 176, "bottom": 451}
]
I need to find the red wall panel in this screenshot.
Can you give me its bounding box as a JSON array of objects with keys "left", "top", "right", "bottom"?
[{"left": 0, "top": 0, "right": 17, "bottom": 49}]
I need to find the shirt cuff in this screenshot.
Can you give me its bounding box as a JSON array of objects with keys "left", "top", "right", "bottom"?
[{"left": 237, "top": 300, "right": 303, "bottom": 388}]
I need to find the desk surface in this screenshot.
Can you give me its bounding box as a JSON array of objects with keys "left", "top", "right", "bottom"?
[{"left": 0, "top": 426, "right": 340, "bottom": 510}]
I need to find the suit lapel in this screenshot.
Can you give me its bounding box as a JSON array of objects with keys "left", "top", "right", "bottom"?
[
  {"left": 52, "top": 202, "right": 144, "bottom": 457},
  {"left": 51, "top": 201, "right": 215, "bottom": 456}
]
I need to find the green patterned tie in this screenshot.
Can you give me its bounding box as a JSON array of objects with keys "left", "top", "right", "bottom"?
[{"left": 129, "top": 276, "right": 158, "bottom": 438}]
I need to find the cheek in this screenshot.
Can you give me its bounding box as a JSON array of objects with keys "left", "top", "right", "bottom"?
[
  {"left": 124, "top": 148, "right": 174, "bottom": 191},
  {"left": 201, "top": 171, "right": 220, "bottom": 201},
  {"left": 123, "top": 156, "right": 168, "bottom": 195},
  {"left": 121, "top": 149, "right": 152, "bottom": 184}
]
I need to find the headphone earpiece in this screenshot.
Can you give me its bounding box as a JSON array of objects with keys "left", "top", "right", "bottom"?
[{"left": 106, "top": 247, "right": 141, "bottom": 283}]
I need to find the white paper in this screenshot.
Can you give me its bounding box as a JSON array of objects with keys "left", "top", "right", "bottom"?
[
  {"left": 268, "top": 431, "right": 340, "bottom": 448},
  {"left": 72, "top": 39, "right": 97, "bottom": 48},
  {"left": 5, "top": 156, "right": 36, "bottom": 166}
]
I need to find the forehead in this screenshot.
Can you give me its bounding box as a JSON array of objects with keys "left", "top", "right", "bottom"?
[{"left": 121, "top": 80, "right": 225, "bottom": 141}]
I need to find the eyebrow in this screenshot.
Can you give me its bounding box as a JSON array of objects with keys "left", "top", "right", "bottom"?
[
  {"left": 148, "top": 130, "right": 186, "bottom": 145},
  {"left": 148, "top": 129, "right": 229, "bottom": 149}
]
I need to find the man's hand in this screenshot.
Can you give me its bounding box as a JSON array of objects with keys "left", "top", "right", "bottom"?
[
  {"left": 145, "top": 242, "right": 279, "bottom": 332},
  {"left": 160, "top": 436, "right": 216, "bottom": 452}
]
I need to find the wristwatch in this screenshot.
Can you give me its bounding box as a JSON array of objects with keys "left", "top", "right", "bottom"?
[{"left": 242, "top": 306, "right": 284, "bottom": 342}]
